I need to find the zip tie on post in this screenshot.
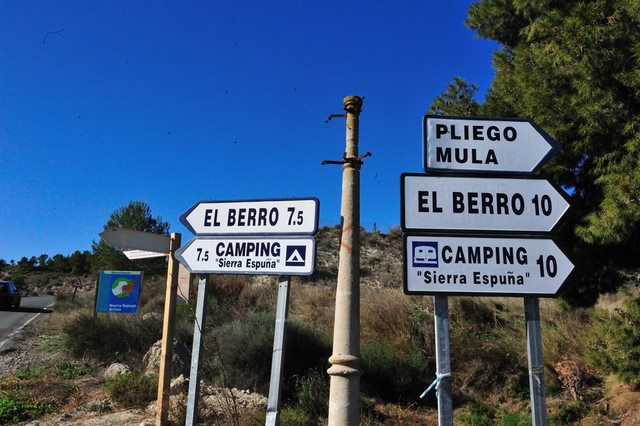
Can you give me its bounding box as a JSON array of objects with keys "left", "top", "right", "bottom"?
[{"left": 420, "top": 372, "right": 451, "bottom": 398}]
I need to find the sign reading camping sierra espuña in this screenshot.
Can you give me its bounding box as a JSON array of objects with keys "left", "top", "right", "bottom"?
[
  {"left": 404, "top": 235, "right": 573, "bottom": 296},
  {"left": 424, "top": 115, "right": 559, "bottom": 173},
  {"left": 175, "top": 236, "right": 315, "bottom": 275}
]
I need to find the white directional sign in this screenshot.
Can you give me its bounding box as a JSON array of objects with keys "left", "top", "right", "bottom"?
[
  {"left": 100, "top": 228, "right": 170, "bottom": 255},
  {"left": 404, "top": 235, "right": 573, "bottom": 296},
  {"left": 424, "top": 115, "right": 559, "bottom": 173},
  {"left": 123, "top": 250, "right": 168, "bottom": 260},
  {"left": 180, "top": 198, "right": 319, "bottom": 236},
  {"left": 175, "top": 236, "right": 315, "bottom": 275},
  {"left": 402, "top": 174, "right": 570, "bottom": 233}
]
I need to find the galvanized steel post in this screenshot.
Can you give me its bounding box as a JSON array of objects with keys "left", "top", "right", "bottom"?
[
  {"left": 265, "top": 277, "right": 291, "bottom": 425},
  {"left": 327, "top": 96, "right": 364, "bottom": 425},
  {"left": 525, "top": 296, "right": 548, "bottom": 425},
  {"left": 185, "top": 275, "right": 209, "bottom": 426}
]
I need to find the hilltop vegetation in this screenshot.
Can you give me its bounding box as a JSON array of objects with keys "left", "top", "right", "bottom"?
[{"left": 2, "top": 226, "right": 640, "bottom": 424}]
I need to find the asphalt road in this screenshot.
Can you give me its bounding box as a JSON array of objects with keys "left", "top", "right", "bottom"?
[{"left": 0, "top": 295, "right": 55, "bottom": 344}]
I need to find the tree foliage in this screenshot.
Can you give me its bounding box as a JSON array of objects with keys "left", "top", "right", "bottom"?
[
  {"left": 428, "top": 0, "right": 640, "bottom": 304},
  {"left": 432, "top": 0, "right": 640, "bottom": 248},
  {"left": 587, "top": 292, "right": 640, "bottom": 388},
  {"left": 91, "top": 201, "right": 169, "bottom": 274}
]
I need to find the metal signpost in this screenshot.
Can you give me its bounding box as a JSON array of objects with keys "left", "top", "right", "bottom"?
[
  {"left": 177, "top": 197, "right": 319, "bottom": 426},
  {"left": 403, "top": 115, "right": 573, "bottom": 426}
]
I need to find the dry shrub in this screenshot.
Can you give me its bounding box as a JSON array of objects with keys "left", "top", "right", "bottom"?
[
  {"left": 62, "top": 312, "right": 162, "bottom": 366},
  {"left": 539, "top": 299, "right": 591, "bottom": 364},
  {"left": 290, "top": 283, "right": 335, "bottom": 335},
  {"left": 362, "top": 288, "right": 436, "bottom": 358},
  {"left": 205, "top": 275, "right": 276, "bottom": 325},
  {"left": 138, "top": 276, "right": 166, "bottom": 314},
  {"left": 361, "top": 288, "right": 423, "bottom": 346}
]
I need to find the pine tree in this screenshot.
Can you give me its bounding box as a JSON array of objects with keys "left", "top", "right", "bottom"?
[
  {"left": 433, "top": 0, "right": 640, "bottom": 247},
  {"left": 429, "top": 0, "right": 640, "bottom": 303},
  {"left": 92, "top": 201, "right": 169, "bottom": 274}
]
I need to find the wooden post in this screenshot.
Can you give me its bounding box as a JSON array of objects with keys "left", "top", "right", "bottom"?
[{"left": 156, "top": 233, "right": 181, "bottom": 425}]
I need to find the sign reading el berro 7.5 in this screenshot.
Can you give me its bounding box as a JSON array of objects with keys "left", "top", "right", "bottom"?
[{"left": 180, "top": 198, "right": 319, "bottom": 236}]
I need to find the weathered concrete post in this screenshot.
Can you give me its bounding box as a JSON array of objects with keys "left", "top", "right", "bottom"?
[{"left": 327, "top": 96, "right": 364, "bottom": 425}]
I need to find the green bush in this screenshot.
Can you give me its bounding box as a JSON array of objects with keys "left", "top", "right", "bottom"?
[
  {"left": 104, "top": 372, "right": 157, "bottom": 407},
  {"left": 456, "top": 398, "right": 496, "bottom": 426},
  {"left": 361, "top": 340, "right": 432, "bottom": 403},
  {"left": 550, "top": 401, "right": 588, "bottom": 425},
  {"left": 280, "top": 407, "right": 313, "bottom": 426},
  {"left": 15, "top": 364, "right": 46, "bottom": 380},
  {"left": 210, "top": 313, "right": 331, "bottom": 395},
  {"left": 57, "top": 361, "right": 91, "bottom": 380},
  {"left": 587, "top": 292, "right": 640, "bottom": 388},
  {"left": 0, "top": 392, "right": 57, "bottom": 423},
  {"left": 501, "top": 410, "right": 531, "bottom": 426},
  {"left": 295, "top": 370, "right": 328, "bottom": 420},
  {"left": 63, "top": 313, "right": 162, "bottom": 363}
]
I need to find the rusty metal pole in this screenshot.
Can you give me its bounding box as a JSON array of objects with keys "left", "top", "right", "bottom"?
[{"left": 327, "top": 96, "right": 364, "bottom": 425}]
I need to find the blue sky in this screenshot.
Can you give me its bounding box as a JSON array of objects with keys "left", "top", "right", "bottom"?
[{"left": 0, "top": 1, "right": 498, "bottom": 261}]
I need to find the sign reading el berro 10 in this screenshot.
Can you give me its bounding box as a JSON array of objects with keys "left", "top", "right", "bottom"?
[
  {"left": 402, "top": 174, "right": 570, "bottom": 233},
  {"left": 424, "top": 116, "right": 559, "bottom": 173}
]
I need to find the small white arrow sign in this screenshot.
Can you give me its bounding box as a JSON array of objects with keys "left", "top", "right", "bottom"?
[
  {"left": 175, "top": 236, "right": 316, "bottom": 275},
  {"left": 402, "top": 174, "right": 570, "bottom": 233},
  {"left": 404, "top": 235, "right": 573, "bottom": 296},
  {"left": 123, "top": 249, "right": 168, "bottom": 260},
  {"left": 99, "top": 228, "right": 170, "bottom": 255},
  {"left": 424, "top": 115, "right": 559, "bottom": 173},
  {"left": 180, "top": 198, "right": 319, "bottom": 236}
]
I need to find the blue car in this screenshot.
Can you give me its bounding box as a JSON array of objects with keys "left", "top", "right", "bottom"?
[{"left": 0, "top": 280, "right": 21, "bottom": 309}]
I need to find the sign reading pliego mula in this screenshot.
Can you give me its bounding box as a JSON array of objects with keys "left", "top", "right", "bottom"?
[
  {"left": 175, "top": 236, "right": 316, "bottom": 275},
  {"left": 424, "top": 116, "right": 559, "bottom": 173},
  {"left": 180, "top": 198, "right": 319, "bottom": 236},
  {"left": 404, "top": 235, "right": 573, "bottom": 296}
]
